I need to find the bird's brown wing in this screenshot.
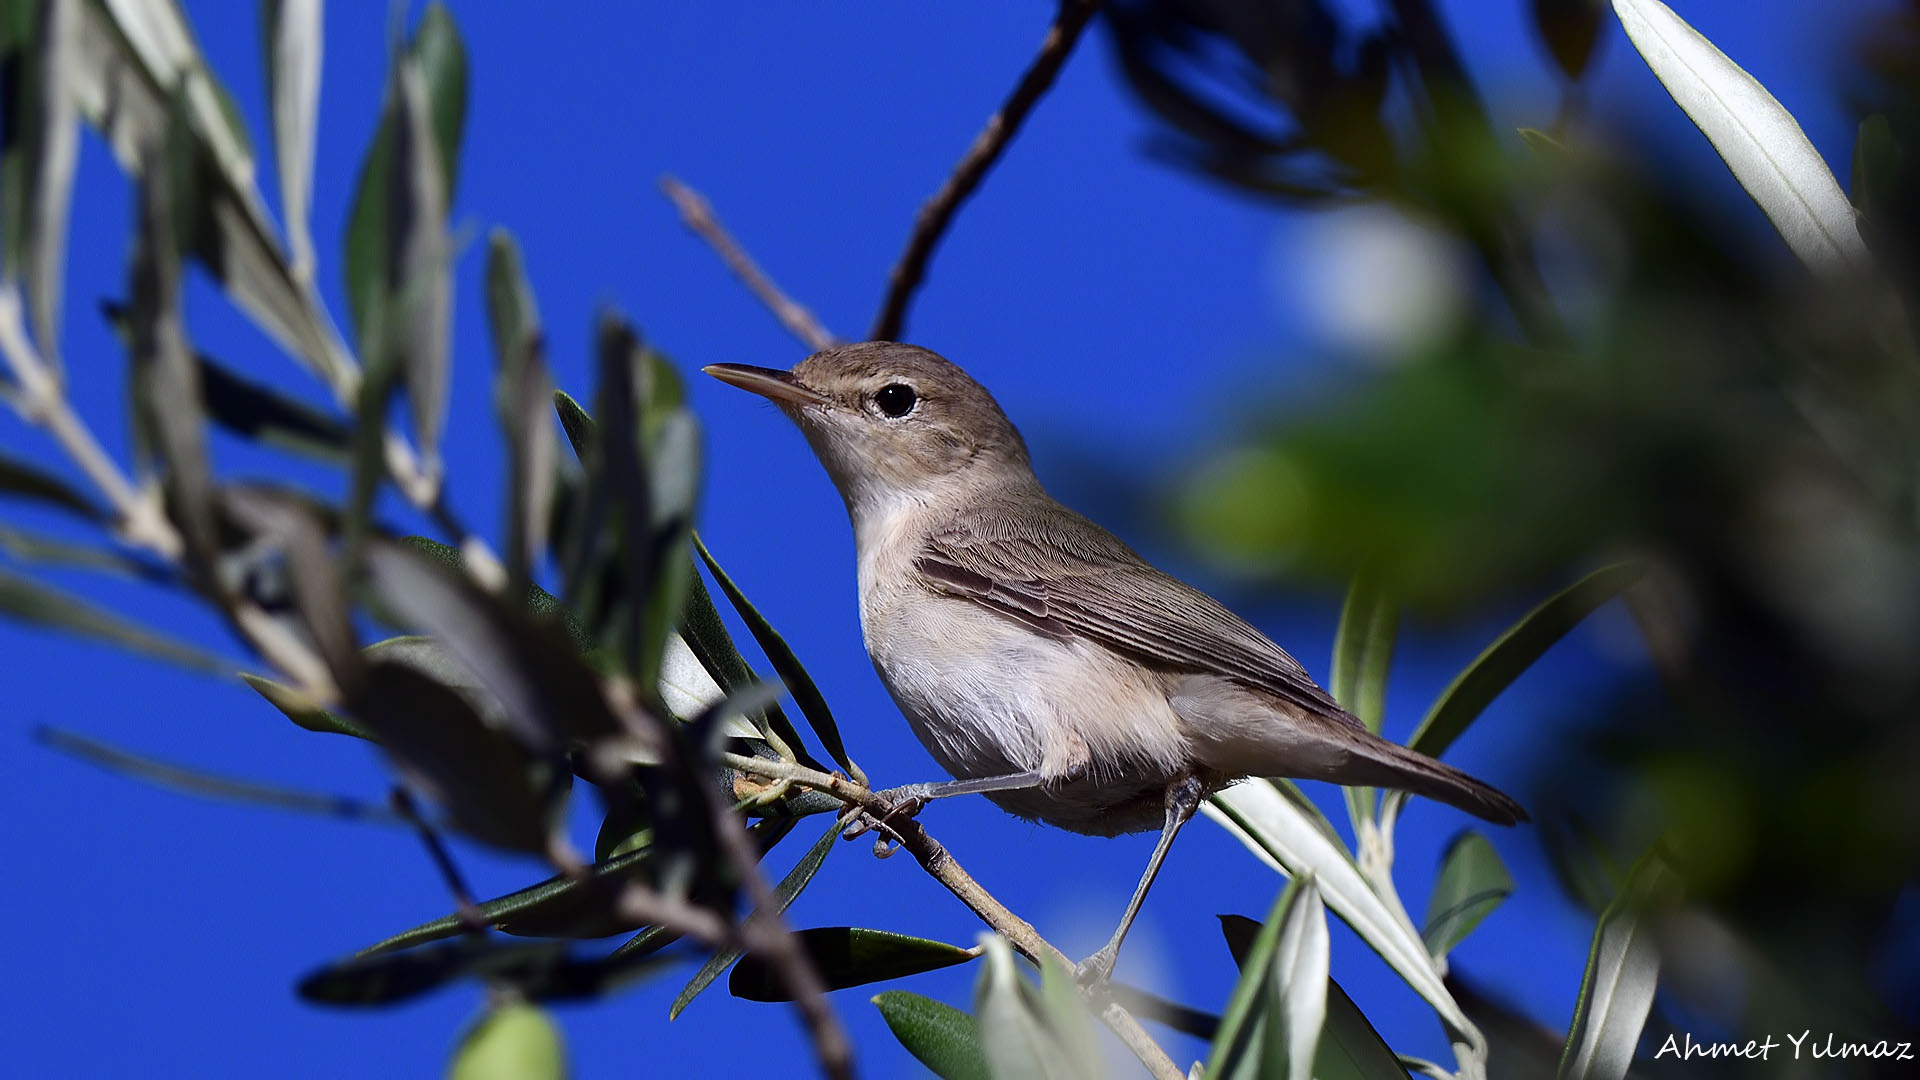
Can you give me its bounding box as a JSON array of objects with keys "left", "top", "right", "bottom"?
[{"left": 914, "top": 499, "right": 1360, "bottom": 727}]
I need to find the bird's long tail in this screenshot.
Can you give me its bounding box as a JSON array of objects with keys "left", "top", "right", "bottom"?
[{"left": 1346, "top": 737, "right": 1529, "bottom": 825}]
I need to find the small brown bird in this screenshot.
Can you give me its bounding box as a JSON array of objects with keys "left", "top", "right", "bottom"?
[{"left": 706, "top": 343, "right": 1525, "bottom": 982}]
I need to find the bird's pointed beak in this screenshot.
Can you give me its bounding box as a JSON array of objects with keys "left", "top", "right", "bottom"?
[{"left": 702, "top": 363, "right": 832, "bottom": 408}]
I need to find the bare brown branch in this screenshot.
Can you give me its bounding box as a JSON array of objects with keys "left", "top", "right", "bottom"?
[
  {"left": 659, "top": 176, "right": 839, "bottom": 352},
  {"left": 868, "top": 0, "right": 1104, "bottom": 343},
  {"left": 721, "top": 752, "right": 1185, "bottom": 1080}
]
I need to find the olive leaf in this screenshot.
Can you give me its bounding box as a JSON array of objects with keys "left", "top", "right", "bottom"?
[{"left": 729, "top": 928, "right": 979, "bottom": 1001}]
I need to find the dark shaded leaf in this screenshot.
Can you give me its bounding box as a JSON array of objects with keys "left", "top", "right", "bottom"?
[
  {"left": 1315, "top": 978, "right": 1410, "bottom": 1080},
  {"left": 667, "top": 819, "right": 838, "bottom": 1018},
  {"left": 364, "top": 538, "right": 619, "bottom": 754},
  {"left": 730, "top": 928, "right": 978, "bottom": 1001},
  {"left": 300, "top": 935, "right": 672, "bottom": 1007},
  {"left": 1403, "top": 564, "right": 1641, "bottom": 764},
  {"left": 363, "top": 845, "right": 658, "bottom": 954},
  {"left": 1209, "top": 877, "right": 1326, "bottom": 1080},
  {"left": 0, "top": 452, "right": 104, "bottom": 521},
  {"left": 36, "top": 725, "right": 401, "bottom": 824},
  {"left": 0, "top": 567, "right": 228, "bottom": 672},
  {"left": 1107, "top": 983, "right": 1221, "bottom": 1041},
  {"left": 552, "top": 388, "right": 593, "bottom": 462},
  {"left": 242, "top": 671, "right": 373, "bottom": 739},
  {"left": 695, "top": 531, "right": 860, "bottom": 781},
  {"left": 1423, "top": 830, "right": 1514, "bottom": 961},
  {"left": 1450, "top": 972, "right": 1567, "bottom": 1080},
  {"left": 449, "top": 1002, "right": 566, "bottom": 1080},
  {"left": 873, "top": 991, "right": 989, "bottom": 1080},
  {"left": 1853, "top": 114, "right": 1898, "bottom": 223},
  {"left": 348, "top": 658, "right": 558, "bottom": 854},
  {"left": 1531, "top": 0, "right": 1605, "bottom": 82},
  {"left": 1220, "top": 913, "right": 1260, "bottom": 969},
  {"left": 607, "top": 923, "right": 679, "bottom": 963},
  {"left": 199, "top": 351, "right": 349, "bottom": 460},
  {"left": 0, "top": 1, "right": 41, "bottom": 281},
  {"left": 1541, "top": 815, "right": 1627, "bottom": 916}
]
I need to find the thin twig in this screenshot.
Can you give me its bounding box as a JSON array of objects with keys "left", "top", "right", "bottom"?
[
  {"left": 659, "top": 176, "right": 839, "bottom": 352},
  {"left": 390, "top": 786, "right": 488, "bottom": 931},
  {"left": 869, "top": 0, "right": 1104, "bottom": 342},
  {"left": 721, "top": 752, "right": 1185, "bottom": 1080},
  {"left": 36, "top": 726, "right": 406, "bottom": 825}
]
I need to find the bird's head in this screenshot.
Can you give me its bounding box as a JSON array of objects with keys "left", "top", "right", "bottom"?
[{"left": 704, "top": 342, "right": 1033, "bottom": 522}]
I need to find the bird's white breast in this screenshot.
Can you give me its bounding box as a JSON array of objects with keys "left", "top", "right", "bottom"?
[{"left": 854, "top": 510, "right": 1192, "bottom": 816}]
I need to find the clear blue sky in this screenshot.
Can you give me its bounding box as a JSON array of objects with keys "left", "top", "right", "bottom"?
[{"left": 0, "top": 1, "right": 1881, "bottom": 1075}]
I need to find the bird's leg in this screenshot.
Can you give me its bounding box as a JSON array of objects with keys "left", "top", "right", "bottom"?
[
  {"left": 1075, "top": 771, "right": 1206, "bottom": 987},
  {"left": 843, "top": 769, "right": 1054, "bottom": 840}
]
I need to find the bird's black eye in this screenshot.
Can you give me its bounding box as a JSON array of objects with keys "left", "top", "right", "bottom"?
[{"left": 874, "top": 383, "right": 917, "bottom": 418}]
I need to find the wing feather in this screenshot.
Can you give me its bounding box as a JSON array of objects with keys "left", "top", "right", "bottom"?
[{"left": 914, "top": 498, "right": 1358, "bottom": 726}]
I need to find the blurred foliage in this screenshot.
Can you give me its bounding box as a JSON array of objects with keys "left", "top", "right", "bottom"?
[{"left": 1113, "top": 0, "right": 1920, "bottom": 1069}]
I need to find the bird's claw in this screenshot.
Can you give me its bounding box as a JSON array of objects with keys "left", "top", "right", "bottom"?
[
  {"left": 841, "top": 786, "right": 928, "bottom": 843},
  {"left": 1074, "top": 947, "right": 1117, "bottom": 989}
]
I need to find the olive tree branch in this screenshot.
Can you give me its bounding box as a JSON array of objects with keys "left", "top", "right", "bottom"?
[
  {"left": 659, "top": 175, "right": 840, "bottom": 352},
  {"left": 721, "top": 752, "right": 1186, "bottom": 1080},
  {"left": 868, "top": 0, "right": 1104, "bottom": 342}
]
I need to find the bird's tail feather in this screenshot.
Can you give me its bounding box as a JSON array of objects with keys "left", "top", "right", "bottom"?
[{"left": 1349, "top": 739, "right": 1529, "bottom": 826}]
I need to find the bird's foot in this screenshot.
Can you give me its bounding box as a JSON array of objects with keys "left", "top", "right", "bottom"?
[
  {"left": 841, "top": 784, "right": 931, "bottom": 842},
  {"left": 1074, "top": 946, "right": 1118, "bottom": 989}
]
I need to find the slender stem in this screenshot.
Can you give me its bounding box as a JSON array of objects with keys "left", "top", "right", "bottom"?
[
  {"left": 658, "top": 176, "right": 839, "bottom": 352},
  {"left": 0, "top": 287, "right": 182, "bottom": 560},
  {"left": 390, "top": 786, "right": 488, "bottom": 931},
  {"left": 868, "top": 0, "right": 1104, "bottom": 342},
  {"left": 35, "top": 726, "right": 405, "bottom": 825},
  {"left": 721, "top": 752, "right": 1185, "bottom": 1080}
]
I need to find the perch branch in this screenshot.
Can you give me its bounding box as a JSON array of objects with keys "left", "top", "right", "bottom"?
[
  {"left": 868, "top": 0, "right": 1104, "bottom": 342},
  {"left": 659, "top": 176, "right": 839, "bottom": 352},
  {"left": 721, "top": 752, "right": 1185, "bottom": 1080}
]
